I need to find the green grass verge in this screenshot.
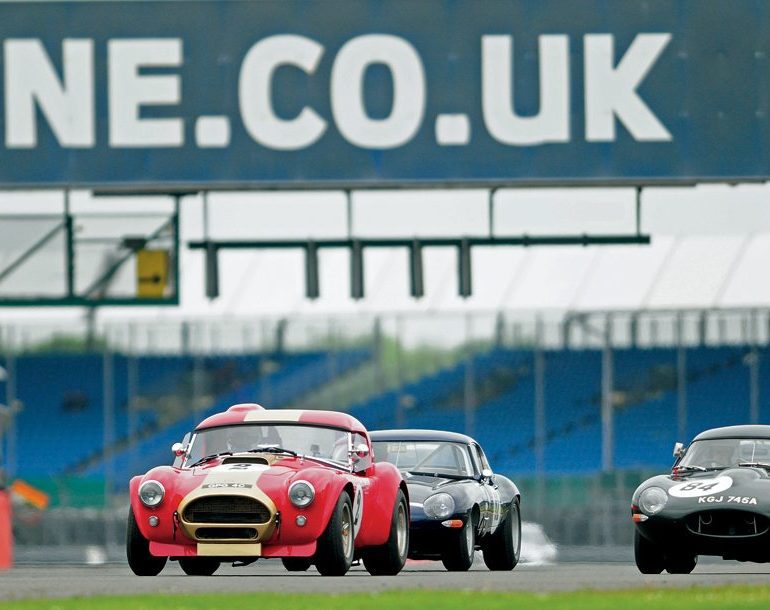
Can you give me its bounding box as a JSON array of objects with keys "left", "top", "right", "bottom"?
[{"left": 3, "top": 588, "right": 770, "bottom": 610}]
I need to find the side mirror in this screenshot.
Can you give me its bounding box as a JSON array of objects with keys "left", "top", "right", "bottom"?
[
  {"left": 172, "top": 442, "right": 186, "bottom": 458},
  {"left": 673, "top": 442, "right": 685, "bottom": 458},
  {"left": 350, "top": 443, "right": 370, "bottom": 462},
  {"left": 482, "top": 468, "right": 494, "bottom": 480}
]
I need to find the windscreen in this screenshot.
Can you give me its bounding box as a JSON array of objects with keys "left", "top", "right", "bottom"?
[
  {"left": 372, "top": 440, "right": 474, "bottom": 476},
  {"left": 187, "top": 424, "right": 349, "bottom": 465},
  {"left": 678, "top": 438, "right": 770, "bottom": 469}
]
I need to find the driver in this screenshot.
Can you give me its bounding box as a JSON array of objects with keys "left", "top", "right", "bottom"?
[
  {"left": 225, "top": 425, "right": 257, "bottom": 453},
  {"left": 700, "top": 441, "right": 736, "bottom": 468},
  {"left": 227, "top": 425, "right": 284, "bottom": 453}
]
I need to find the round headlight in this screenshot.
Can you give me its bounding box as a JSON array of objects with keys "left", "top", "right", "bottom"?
[
  {"left": 424, "top": 493, "right": 455, "bottom": 519},
  {"left": 289, "top": 481, "right": 315, "bottom": 508},
  {"left": 639, "top": 486, "right": 668, "bottom": 516},
  {"left": 138, "top": 480, "right": 165, "bottom": 508}
]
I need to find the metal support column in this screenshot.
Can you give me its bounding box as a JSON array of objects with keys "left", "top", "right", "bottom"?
[
  {"left": 372, "top": 317, "right": 385, "bottom": 394},
  {"left": 533, "top": 317, "right": 546, "bottom": 520},
  {"left": 64, "top": 190, "right": 75, "bottom": 299},
  {"left": 534, "top": 318, "right": 546, "bottom": 476},
  {"left": 102, "top": 346, "right": 115, "bottom": 546},
  {"left": 127, "top": 335, "right": 139, "bottom": 478},
  {"left": 173, "top": 195, "right": 181, "bottom": 298},
  {"left": 192, "top": 339, "right": 205, "bottom": 426},
  {"left": 677, "top": 346, "right": 688, "bottom": 441},
  {"left": 601, "top": 326, "right": 614, "bottom": 473},
  {"left": 463, "top": 314, "right": 477, "bottom": 438},
  {"left": 4, "top": 330, "right": 16, "bottom": 480},
  {"left": 677, "top": 314, "right": 688, "bottom": 441},
  {"left": 749, "top": 346, "right": 760, "bottom": 424},
  {"left": 395, "top": 315, "right": 405, "bottom": 428}
]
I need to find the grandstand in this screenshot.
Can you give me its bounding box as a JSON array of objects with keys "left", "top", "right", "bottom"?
[
  {"left": 0, "top": 347, "right": 372, "bottom": 484},
  {"left": 2, "top": 310, "right": 766, "bottom": 506}
]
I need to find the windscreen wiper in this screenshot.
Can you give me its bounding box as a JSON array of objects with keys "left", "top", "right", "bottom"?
[
  {"left": 738, "top": 462, "right": 770, "bottom": 469},
  {"left": 406, "top": 470, "right": 474, "bottom": 480},
  {"left": 188, "top": 451, "right": 233, "bottom": 467},
  {"left": 675, "top": 465, "right": 708, "bottom": 472},
  {"left": 247, "top": 445, "right": 298, "bottom": 457}
]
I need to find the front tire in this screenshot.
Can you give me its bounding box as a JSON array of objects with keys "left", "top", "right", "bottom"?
[
  {"left": 315, "top": 492, "right": 355, "bottom": 576},
  {"left": 634, "top": 529, "right": 665, "bottom": 574},
  {"left": 282, "top": 557, "right": 313, "bottom": 572},
  {"left": 665, "top": 554, "right": 697, "bottom": 574},
  {"left": 126, "top": 506, "right": 167, "bottom": 576},
  {"left": 178, "top": 557, "right": 220, "bottom": 576},
  {"left": 482, "top": 501, "right": 521, "bottom": 571},
  {"left": 441, "top": 512, "right": 475, "bottom": 572},
  {"left": 363, "top": 489, "right": 409, "bottom": 575}
]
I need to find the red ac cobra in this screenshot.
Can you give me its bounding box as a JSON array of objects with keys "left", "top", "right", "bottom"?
[{"left": 127, "top": 404, "right": 409, "bottom": 576}]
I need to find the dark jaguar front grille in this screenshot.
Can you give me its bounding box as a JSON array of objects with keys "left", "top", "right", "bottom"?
[
  {"left": 184, "top": 496, "right": 271, "bottom": 524},
  {"left": 685, "top": 510, "right": 770, "bottom": 537}
]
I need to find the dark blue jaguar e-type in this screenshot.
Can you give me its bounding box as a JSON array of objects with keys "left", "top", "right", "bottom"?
[{"left": 370, "top": 429, "right": 521, "bottom": 572}]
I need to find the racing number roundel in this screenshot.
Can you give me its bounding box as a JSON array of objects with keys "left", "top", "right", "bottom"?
[
  {"left": 352, "top": 485, "right": 364, "bottom": 538},
  {"left": 668, "top": 476, "right": 733, "bottom": 498}
]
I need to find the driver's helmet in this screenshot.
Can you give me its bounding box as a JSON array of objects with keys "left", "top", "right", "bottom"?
[
  {"left": 258, "top": 425, "right": 283, "bottom": 448},
  {"left": 225, "top": 425, "right": 257, "bottom": 452}
]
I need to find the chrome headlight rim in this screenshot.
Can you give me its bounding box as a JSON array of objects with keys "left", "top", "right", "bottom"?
[
  {"left": 289, "top": 480, "right": 316, "bottom": 508},
  {"left": 423, "top": 492, "right": 456, "bottom": 519},
  {"left": 138, "top": 480, "right": 165, "bottom": 508},
  {"left": 639, "top": 486, "right": 668, "bottom": 516}
]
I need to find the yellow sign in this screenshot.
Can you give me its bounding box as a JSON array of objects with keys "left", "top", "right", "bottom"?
[{"left": 136, "top": 249, "right": 169, "bottom": 298}]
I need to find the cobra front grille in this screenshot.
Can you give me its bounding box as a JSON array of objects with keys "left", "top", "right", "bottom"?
[
  {"left": 685, "top": 510, "right": 770, "bottom": 537},
  {"left": 196, "top": 527, "right": 257, "bottom": 540},
  {"left": 183, "top": 496, "right": 271, "bottom": 524}
]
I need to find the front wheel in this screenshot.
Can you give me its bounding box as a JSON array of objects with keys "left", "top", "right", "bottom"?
[
  {"left": 282, "top": 557, "right": 313, "bottom": 572},
  {"left": 126, "top": 506, "right": 167, "bottom": 576},
  {"left": 315, "top": 492, "right": 355, "bottom": 576},
  {"left": 634, "top": 529, "right": 665, "bottom": 574},
  {"left": 482, "top": 501, "right": 521, "bottom": 571},
  {"left": 363, "top": 489, "right": 409, "bottom": 575},
  {"left": 178, "top": 557, "right": 220, "bottom": 576},
  {"left": 441, "top": 513, "right": 475, "bottom": 572},
  {"left": 665, "top": 554, "right": 697, "bottom": 574}
]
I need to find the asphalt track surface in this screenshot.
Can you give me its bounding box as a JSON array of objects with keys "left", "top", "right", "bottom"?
[{"left": 3, "top": 561, "right": 770, "bottom": 600}]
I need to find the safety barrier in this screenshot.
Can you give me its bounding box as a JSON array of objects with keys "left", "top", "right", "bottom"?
[{"left": 0, "top": 489, "right": 12, "bottom": 569}]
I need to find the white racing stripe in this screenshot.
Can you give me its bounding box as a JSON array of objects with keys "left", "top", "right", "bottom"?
[{"left": 244, "top": 410, "right": 304, "bottom": 422}]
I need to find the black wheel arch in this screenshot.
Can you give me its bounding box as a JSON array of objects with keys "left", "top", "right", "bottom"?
[{"left": 471, "top": 504, "right": 481, "bottom": 528}]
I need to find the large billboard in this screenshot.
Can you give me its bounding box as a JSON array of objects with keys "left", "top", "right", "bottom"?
[{"left": 0, "top": 0, "right": 765, "bottom": 189}]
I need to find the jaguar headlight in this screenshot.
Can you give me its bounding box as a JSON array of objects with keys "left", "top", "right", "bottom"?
[
  {"left": 138, "top": 480, "right": 165, "bottom": 508},
  {"left": 289, "top": 480, "right": 315, "bottom": 508},
  {"left": 639, "top": 486, "right": 668, "bottom": 516},
  {"left": 424, "top": 493, "right": 455, "bottom": 519}
]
